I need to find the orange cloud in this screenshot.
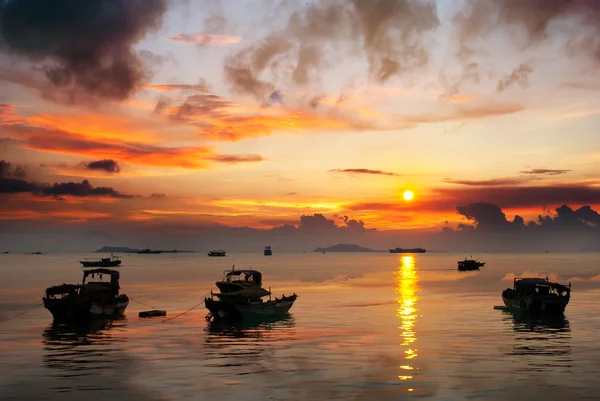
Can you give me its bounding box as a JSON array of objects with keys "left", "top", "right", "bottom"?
[
  {"left": 0, "top": 209, "right": 111, "bottom": 222},
  {"left": 163, "top": 34, "right": 242, "bottom": 46},
  {"left": 0, "top": 106, "right": 265, "bottom": 169},
  {"left": 401, "top": 102, "right": 524, "bottom": 125},
  {"left": 143, "top": 84, "right": 210, "bottom": 92},
  {"left": 164, "top": 93, "right": 374, "bottom": 141},
  {"left": 26, "top": 112, "right": 167, "bottom": 144}
]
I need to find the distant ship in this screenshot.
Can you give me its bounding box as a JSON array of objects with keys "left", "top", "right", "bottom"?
[
  {"left": 264, "top": 246, "right": 272, "bottom": 256},
  {"left": 137, "top": 248, "right": 162, "bottom": 254},
  {"left": 208, "top": 250, "right": 226, "bottom": 257},
  {"left": 389, "top": 247, "right": 426, "bottom": 254}
]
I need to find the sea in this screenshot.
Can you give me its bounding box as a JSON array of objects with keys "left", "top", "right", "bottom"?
[{"left": 1, "top": 252, "right": 600, "bottom": 400}]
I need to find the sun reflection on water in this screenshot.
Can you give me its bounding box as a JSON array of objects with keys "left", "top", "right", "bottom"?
[{"left": 396, "top": 255, "right": 419, "bottom": 385}]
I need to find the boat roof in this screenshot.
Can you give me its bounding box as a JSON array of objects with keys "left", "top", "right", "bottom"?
[
  {"left": 83, "top": 268, "right": 120, "bottom": 278},
  {"left": 45, "top": 283, "right": 82, "bottom": 296},
  {"left": 226, "top": 269, "right": 262, "bottom": 277},
  {"left": 515, "top": 277, "right": 569, "bottom": 291}
]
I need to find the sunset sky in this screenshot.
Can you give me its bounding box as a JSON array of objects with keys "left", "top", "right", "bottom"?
[{"left": 1, "top": 0, "right": 600, "bottom": 250}]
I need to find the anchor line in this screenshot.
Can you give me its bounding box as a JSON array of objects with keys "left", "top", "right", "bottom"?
[
  {"left": 128, "top": 297, "right": 156, "bottom": 310},
  {"left": 0, "top": 303, "right": 43, "bottom": 325},
  {"left": 161, "top": 301, "right": 205, "bottom": 323}
]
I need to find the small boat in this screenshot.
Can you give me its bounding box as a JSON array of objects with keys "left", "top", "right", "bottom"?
[
  {"left": 389, "top": 247, "right": 426, "bottom": 253},
  {"left": 42, "top": 268, "right": 129, "bottom": 321},
  {"left": 264, "top": 246, "right": 272, "bottom": 256},
  {"left": 502, "top": 276, "right": 571, "bottom": 313},
  {"left": 80, "top": 255, "right": 121, "bottom": 267},
  {"left": 138, "top": 310, "right": 167, "bottom": 318},
  {"left": 204, "top": 266, "right": 297, "bottom": 320},
  {"left": 457, "top": 257, "right": 485, "bottom": 271},
  {"left": 208, "top": 249, "right": 226, "bottom": 257},
  {"left": 137, "top": 247, "right": 162, "bottom": 254}
]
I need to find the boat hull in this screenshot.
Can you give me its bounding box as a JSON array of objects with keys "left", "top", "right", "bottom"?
[
  {"left": 43, "top": 294, "right": 129, "bottom": 321},
  {"left": 389, "top": 248, "right": 426, "bottom": 253},
  {"left": 80, "top": 260, "right": 122, "bottom": 267},
  {"left": 458, "top": 263, "right": 484, "bottom": 271},
  {"left": 501, "top": 289, "right": 568, "bottom": 313},
  {"left": 205, "top": 294, "right": 297, "bottom": 320}
]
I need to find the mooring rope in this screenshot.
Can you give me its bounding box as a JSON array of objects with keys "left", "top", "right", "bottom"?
[
  {"left": 128, "top": 297, "right": 156, "bottom": 310},
  {"left": 161, "top": 300, "right": 205, "bottom": 323},
  {"left": 0, "top": 303, "right": 43, "bottom": 325}
]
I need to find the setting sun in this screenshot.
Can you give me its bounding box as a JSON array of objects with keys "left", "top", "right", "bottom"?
[{"left": 403, "top": 190, "right": 414, "bottom": 201}]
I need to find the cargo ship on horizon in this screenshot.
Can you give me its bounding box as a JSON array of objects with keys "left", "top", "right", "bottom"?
[{"left": 389, "top": 247, "right": 426, "bottom": 254}]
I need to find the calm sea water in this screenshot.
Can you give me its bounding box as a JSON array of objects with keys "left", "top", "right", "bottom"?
[{"left": 1, "top": 252, "right": 600, "bottom": 400}]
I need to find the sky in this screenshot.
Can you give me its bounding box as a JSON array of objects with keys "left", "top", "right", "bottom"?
[{"left": 1, "top": 0, "right": 600, "bottom": 252}]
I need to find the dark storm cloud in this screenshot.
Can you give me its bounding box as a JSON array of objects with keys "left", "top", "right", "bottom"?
[
  {"left": 456, "top": 202, "right": 518, "bottom": 231},
  {"left": 0, "top": 159, "right": 25, "bottom": 179},
  {"left": 456, "top": 202, "right": 600, "bottom": 233},
  {"left": 0, "top": 159, "right": 35, "bottom": 193},
  {"left": 224, "top": 0, "right": 439, "bottom": 97},
  {"left": 1, "top": 159, "right": 133, "bottom": 198},
  {"left": 456, "top": 0, "right": 600, "bottom": 59},
  {"left": 42, "top": 179, "right": 132, "bottom": 198},
  {"left": 435, "top": 185, "right": 600, "bottom": 209},
  {"left": 521, "top": 168, "right": 571, "bottom": 176},
  {"left": 85, "top": 159, "right": 121, "bottom": 174},
  {"left": 0, "top": 0, "right": 168, "bottom": 102},
  {"left": 330, "top": 168, "right": 399, "bottom": 177}
]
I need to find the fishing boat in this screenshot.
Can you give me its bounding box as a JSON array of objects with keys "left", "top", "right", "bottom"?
[
  {"left": 42, "top": 268, "right": 129, "bottom": 321},
  {"left": 79, "top": 255, "right": 121, "bottom": 267},
  {"left": 208, "top": 249, "right": 226, "bottom": 257},
  {"left": 502, "top": 276, "right": 571, "bottom": 313},
  {"left": 389, "top": 247, "right": 426, "bottom": 253},
  {"left": 204, "top": 266, "right": 297, "bottom": 320},
  {"left": 264, "top": 246, "right": 272, "bottom": 256},
  {"left": 457, "top": 257, "right": 485, "bottom": 271}
]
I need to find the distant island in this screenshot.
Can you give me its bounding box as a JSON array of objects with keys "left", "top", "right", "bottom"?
[
  {"left": 94, "top": 246, "right": 195, "bottom": 253},
  {"left": 313, "top": 244, "right": 383, "bottom": 253}
]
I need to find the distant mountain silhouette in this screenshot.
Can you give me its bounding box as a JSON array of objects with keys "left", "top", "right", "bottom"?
[
  {"left": 94, "top": 246, "right": 195, "bottom": 253},
  {"left": 313, "top": 244, "right": 382, "bottom": 253},
  {"left": 94, "top": 246, "right": 140, "bottom": 253}
]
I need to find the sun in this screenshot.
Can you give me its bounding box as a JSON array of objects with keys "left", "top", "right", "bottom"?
[{"left": 403, "top": 190, "right": 414, "bottom": 201}]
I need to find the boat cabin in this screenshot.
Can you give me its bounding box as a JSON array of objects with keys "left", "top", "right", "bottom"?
[
  {"left": 214, "top": 267, "right": 270, "bottom": 299},
  {"left": 45, "top": 268, "right": 122, "bottom": 302},
  {"left": 512, "top": 277, "right": 570, "bottom": 297},
  {"left": 218, "top": 268, "right": 262, "bottom": 287}
]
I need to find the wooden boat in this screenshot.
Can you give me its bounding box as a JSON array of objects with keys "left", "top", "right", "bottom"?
[
  {"left": 139, "top": 310, "right": 167, "bottom": 318},
  {"left": 42, "top": 268, "right": 129, "bottom": 321},
  {"left": 502, "top": 276, "right": 571, "bottom": 313},
  {"left": 80, "top": 255, "right": 121, "bottom": 267},
  {"left": 457, "top": 257, "right": 485, "bottom": 271},
  {"left": 204, "top": 266, "right": 297, "bottom": 320},
  {"left": 208, "top": 249, "right": 226, "bottom": 257}
]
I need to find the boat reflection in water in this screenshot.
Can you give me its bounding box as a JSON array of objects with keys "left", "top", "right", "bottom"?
[
  {"left": 395, "top": 255, "right": 419, "bottom": 392},
  {"left": 203, "top": 315, "right": 296, "bottom": 377},
  {"left": 503, "top": 310, "right": 572, "bottom": 373},
  {"left": 42, "top": 318, "right": 129, "bottom": 390}
]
